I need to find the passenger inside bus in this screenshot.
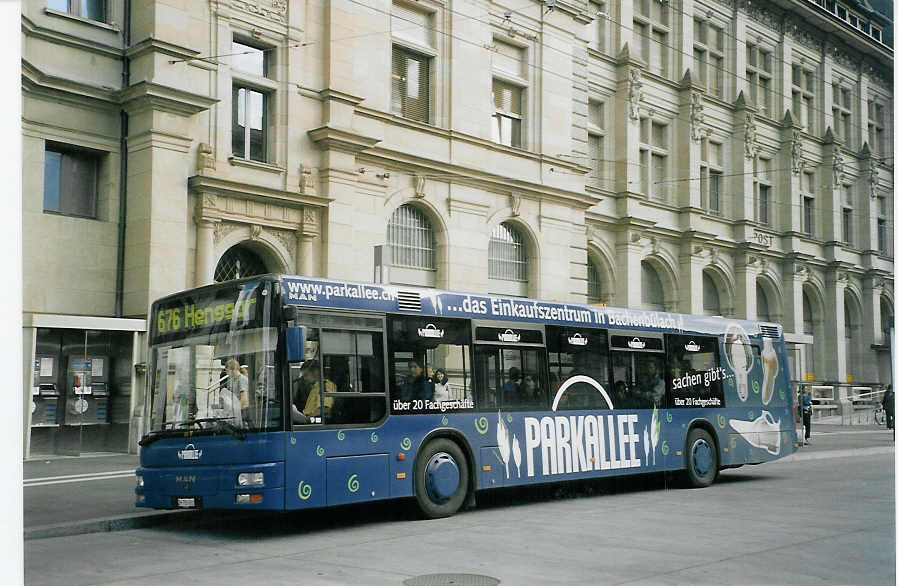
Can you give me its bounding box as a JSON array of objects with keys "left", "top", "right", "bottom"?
[
  {"left": 291, "top": 360, "right": 335, "bottom": 424},
  {"left": 401, "top": 360, "right": 433, "bottom": 401}
]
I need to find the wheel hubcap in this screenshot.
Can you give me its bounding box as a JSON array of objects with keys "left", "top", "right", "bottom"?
[
  {"left": 693, "top": 439, "right": 713, "bottom": 477},
  {"left": 425, "top": 452, "right": 460, "bottom": 504}
]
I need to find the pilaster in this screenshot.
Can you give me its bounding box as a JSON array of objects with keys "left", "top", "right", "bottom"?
[{"left": 823, "top": 268, "right": 849, "bottom": 381}]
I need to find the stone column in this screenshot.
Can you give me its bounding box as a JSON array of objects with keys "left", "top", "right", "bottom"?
[
  {"left": 678, "top": 245, "right": 707, "bottom": 315},
  {"left": 862, "top": 274, "right": 885, "bottom": 378},
  {"left": 783, "top": 261, "right": 809, "bottom": 335},
  {"left": 194, "top": 218, "right": 218, "bottom": 287},
  {"left": 823, "top": 269, "right": 849, "bottom": 382},
  {"left": 615, "top": 231, "right": 644, "bottom": 309},
  {"left": 296, "top": 207, "right": 320, "bottom": 277},
  {"left": 735, "top": 254, "right": 762, "bottom": 319}
]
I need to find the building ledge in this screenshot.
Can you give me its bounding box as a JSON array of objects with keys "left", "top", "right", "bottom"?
[
  {"left": 23, "top": 313, "right": 146, "bottom": 331},
  {"left": 120, "top": 81, "right": 218, "bottom": 116},
  {"left": 43, "top": 8, "right": 120, "bottom": 33}
]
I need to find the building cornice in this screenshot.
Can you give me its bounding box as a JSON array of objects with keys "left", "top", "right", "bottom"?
[
  {"left": 21, "top": 14, "right": 123, "bottom": 59},
  {"left": 188, "top": 175, "right": 332, "bottom": 210},
  {"left": 360, "top": 145, "right": 598, "bottom": 210},
  {"left": 307, "top": 125, "right": 382, "bottom": 154},
  {"left": 120, "top": 81, "right": 218, "bottom": 117},
  {"left": 126, "top": 37, "right": 201, "bottom": 62},
  {"left": 21, "top": 59, "right": 119, "bottom": 107}
]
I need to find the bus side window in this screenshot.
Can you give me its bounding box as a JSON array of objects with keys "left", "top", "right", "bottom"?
[
  {"left": 474, "top": 346, "right": 548, "bottom": 411},
  {"left": 320, "top": 330, "right": 386, "bottom": 425},
  {"left": 546, "top": 327, "right": 611, "bottom": 410},
  {"left": 387, "top": 316, "right": 473, "bottom": 414},
  {"left": 666, "top": 334, "right": 724, "bottom": 408}
]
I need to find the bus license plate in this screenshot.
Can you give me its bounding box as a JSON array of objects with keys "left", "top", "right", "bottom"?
[{"left": 177, "top": 497, "right": 196, "bottom": 508}]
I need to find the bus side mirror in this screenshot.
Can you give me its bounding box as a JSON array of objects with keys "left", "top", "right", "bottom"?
[{"left": 286, "top": 326, "right": 305, "bottom": 362}]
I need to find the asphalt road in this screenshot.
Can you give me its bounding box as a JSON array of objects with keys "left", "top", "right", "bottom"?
[{"left": 25, "top": 438, "right": 895, "bottom": 585}]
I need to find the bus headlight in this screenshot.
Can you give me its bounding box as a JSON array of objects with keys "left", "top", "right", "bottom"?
[
  {"left": 237, "top": 472, "right": 264, "bottom": 486},
  {"left": 136, "top": 475, "right": 144, "bottom": 488}
]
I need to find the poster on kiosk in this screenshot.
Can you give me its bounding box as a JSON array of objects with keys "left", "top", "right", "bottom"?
[{"left": 65, "top": 356, "right": 110, "bottom": 425}]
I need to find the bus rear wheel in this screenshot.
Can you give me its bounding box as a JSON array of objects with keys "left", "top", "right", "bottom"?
[
  {"left": 414, "top": 438, "right": 469, "bottom": 519},
  {"left": 683, "top": 428, "right": 718, "bottom": 488}
]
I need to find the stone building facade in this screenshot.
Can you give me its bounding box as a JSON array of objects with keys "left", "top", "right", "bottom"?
[{"left": 21, "top": 0, "right": 893, "bottom": 456}]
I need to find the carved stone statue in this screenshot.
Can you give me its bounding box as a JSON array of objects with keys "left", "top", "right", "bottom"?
[
  {"left": 791, "top": 129, "right": 804, "bottom": 175},
  {"left": 628, "top": 69, "right": 643, "bottom": 120},
  {"left": 690, "top": 93, "right": 704, "bottom": 141},
  {"left": 831, "top": 145, "right": 844, "bottom": 186},
  {"left": 870, "top": 165, "right": 880, "bottom": 198},
  {"left": 744, "top": 112, "right": 757, "bottom": 158}
]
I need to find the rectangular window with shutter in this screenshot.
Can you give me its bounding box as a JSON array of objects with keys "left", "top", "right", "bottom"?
[
  {"left": 392, "top": 46, "right": 431, "bottom": 123},
  {"left": 43, "top": 146, "right": 99, "bottom": 218},
  {"left": 759, "top": 184, "right": 770, "bottom": 225},
  {"left": 492, "top": 40, "right": 525, "bottom": 78},
  {"left": 842, "top": 208, "right": 853, "bottom": 246},
  {"left": 491, "top": 79, "right": 523, "bottom": 148},
  {"left": 391, "top": 2, "right": 433, "bottom": 47}
]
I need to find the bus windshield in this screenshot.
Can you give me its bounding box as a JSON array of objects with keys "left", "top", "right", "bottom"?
[{"left": 146, "top": 279, "right": 281, "bottom": 437}]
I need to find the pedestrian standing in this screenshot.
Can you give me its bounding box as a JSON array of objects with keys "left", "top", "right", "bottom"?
[
  {"left": 882, "top": 384, "right": 894, "bottom": 436},
  {"left": 800, "top": 389, "right": 813, "bottom": 444}
]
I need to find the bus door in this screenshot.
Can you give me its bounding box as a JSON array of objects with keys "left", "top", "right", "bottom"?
[
  {"left": 472, "top": 322, "right": 547, "bottom": 486},
  {"left": 284, "top": 310, "right": 389, "bottom": 508}
]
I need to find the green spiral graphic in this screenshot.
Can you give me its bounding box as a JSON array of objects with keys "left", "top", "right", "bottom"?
[
  {"left": 347, "top": 474, "right": 359, "bottom": 493},
  {"left": 441, "top": 416, "right": 449, "bottom": 426},
  {"left": 290, "top": 437, "right": 296, "bottom": 445},
  {"left": 370, "top": 432, "right": 379, "bottom": 443},
  {"left": 298, "top": 481, "right": 312, "bottom": 500},
  {"left": 727, "top": 378, "right": 735, "bottom": 389},
  {"left": 337, "top": 430, "right": 345, "bottom": 441},
  {"left": 779, "top": 389, "right": 786, "bottom": 401},
  {"left": 717, "top": 414, "right": 726, "bottom": 428},
  {"left": 748, "top": 411, "right": 755, "bottom": 419},
  {"left": 665, "top": 412, "right": 672, "bottom": 423},
  {"left": 752, "top": 380, "right": 760, "bottom": 394},
  {"left": 316, "top": 445, "right": 324, "bottom": 457},
  {"left": 475, "top": 416, "right": 489, "bottom": 434},
  {"left": 400, "top": 437, "right": 412, "bottom": 450},
  {"left": 506, "top": 414, "right": 512, "bottom": 423},
  {"left": 661, "top": 441, "right": 670, "bottom": 456}
]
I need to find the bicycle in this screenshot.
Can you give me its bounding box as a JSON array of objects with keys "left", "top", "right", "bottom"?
[{"left": 874, "top": 405, "right": 886, "bottom": 426}]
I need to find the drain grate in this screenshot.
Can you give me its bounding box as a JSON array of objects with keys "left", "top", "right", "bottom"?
[{"left": 403, "top": 574, "right": 500, "bottom": 586}]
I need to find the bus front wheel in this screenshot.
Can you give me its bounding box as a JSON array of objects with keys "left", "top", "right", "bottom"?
[
  {"left": 414, "top": 438, "right": 469, "bottom": 519},
  {"left": 683, "top": 428, "right": 718, "bottom": 488}
]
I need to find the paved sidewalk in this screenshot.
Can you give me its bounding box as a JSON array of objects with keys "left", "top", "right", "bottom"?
[{"left": 23, "top": 424, "right": 893, "bottom": 541}]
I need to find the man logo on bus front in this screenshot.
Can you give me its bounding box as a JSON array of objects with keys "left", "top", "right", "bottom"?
[{"left": 178, "top": 443, "right": 203, "bottom": 461}]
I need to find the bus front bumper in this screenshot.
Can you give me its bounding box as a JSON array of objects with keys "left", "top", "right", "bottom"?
[{"left": 135, "top": 461, "right": 285, "bottom": 510}]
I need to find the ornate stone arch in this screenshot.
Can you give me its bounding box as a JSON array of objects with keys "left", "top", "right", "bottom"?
[
  {"left": 385, "top": 199, "right": 450, "bottom": 288},
  {"left": 755, "top": 273, "right": 784, "bottom": 323},
  {"left": 702, "top": 261, "right": 736, "bottom": 317},
  {"left": 586, "top": 238, "right": 616, "bottom": 305},
  {"left": 214, "top": 223, "right": 291, "bottom": 278},
  {"left": 802, "top": 279, "right": 826, "bottom": 379},
  {"left": 641, "top": 251, "right": 679, "bottom": 312},
  {"left": 486, "top": 215, "right": 541, "bottom": 298}
]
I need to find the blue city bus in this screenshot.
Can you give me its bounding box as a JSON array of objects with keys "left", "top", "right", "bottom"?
[{"left": 136, "top": 274, "right": 797, "bottom": 518}]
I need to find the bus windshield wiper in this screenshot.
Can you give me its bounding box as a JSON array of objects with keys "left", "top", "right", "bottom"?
[{"left": 173, "top": 417, "right": 247, "bottom": 441}]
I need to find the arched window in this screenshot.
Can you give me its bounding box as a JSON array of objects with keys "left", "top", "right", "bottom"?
[
  {"left": 702, "top": 272, "right": 721, "bottom": 316},
  {"left": 489, "top": 222, "right": 528, "bottom": 281},
  {"left": 844, "top": 298, "right": 856, "bottom": 379},
  {"left": 587, "top": 259, "right": 601, "bottom": 304},
  {"left": 756, "top": 283, "right": 771, "bottom": 322},
  {"left": 387, "top": 204, "right": 435, "bottom": 269},
  {"left": 803, "top": 290, "right": 815, "bottom": 376},
  {"left": 214, "top": 244, "right": 268, "bottom": 282},
  {"left": 641, "top": 261, "right": 665, "bottom": 311},
  {"left": 882, "top": 298, "right": 894, "bottom": 344}
]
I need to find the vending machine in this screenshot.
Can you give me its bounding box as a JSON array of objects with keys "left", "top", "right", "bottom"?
[
  {"left": 31, "top": 355, "right": 60, "bottom": 426},
  {"left": 65, "top": 356, "right": 110, "bottom": 425}
]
